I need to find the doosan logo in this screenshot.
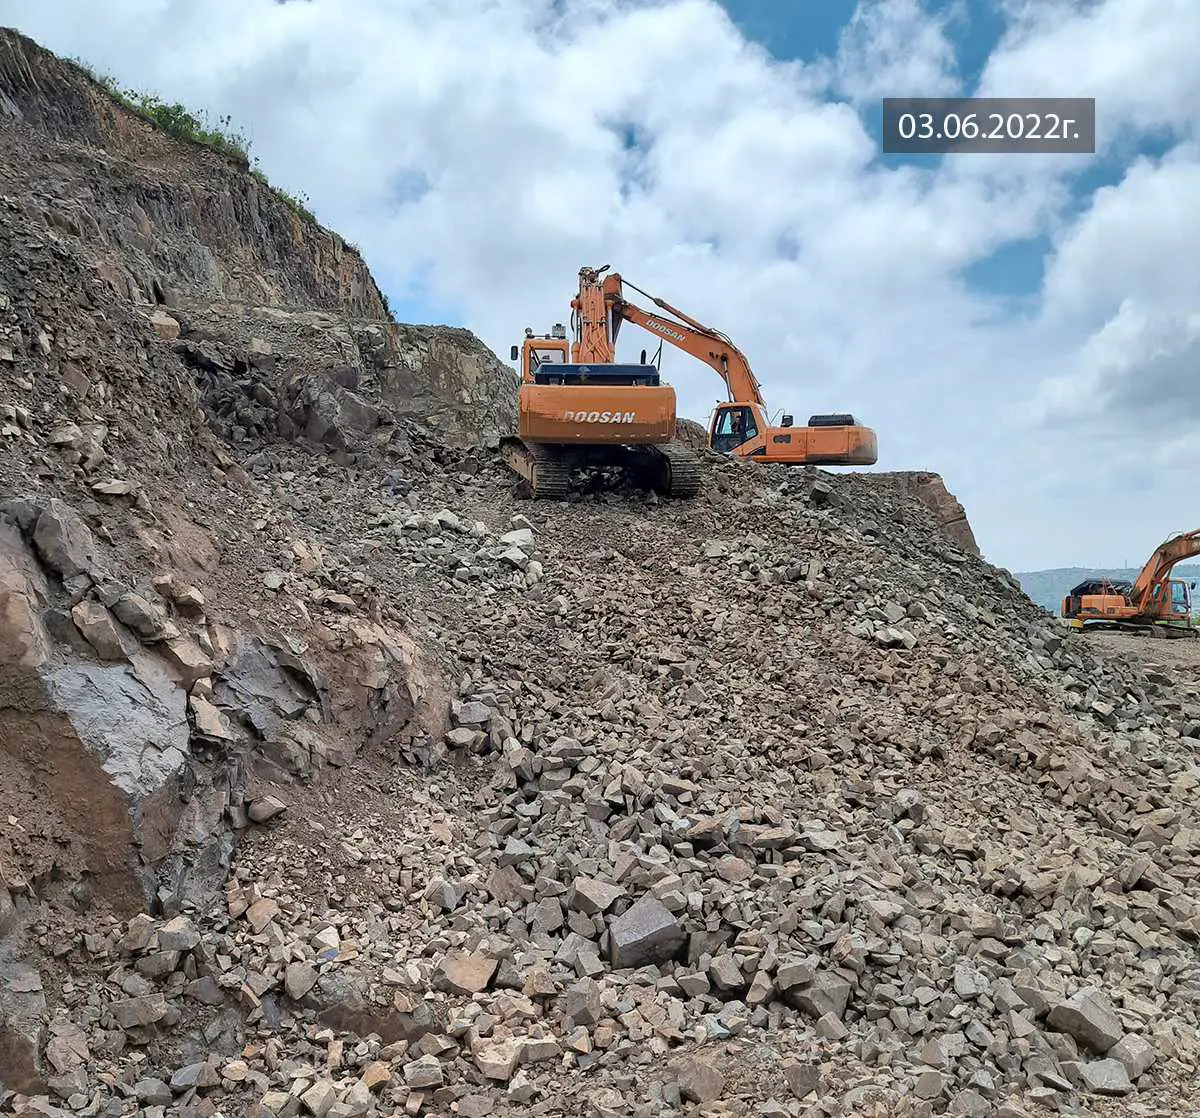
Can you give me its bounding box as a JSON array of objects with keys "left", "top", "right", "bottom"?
[
  {"left": 564, "top": 410, "right": 637, "bottom": 422},
  {"left": 645, "top": 318, "right": 686, "bottom": 342}
]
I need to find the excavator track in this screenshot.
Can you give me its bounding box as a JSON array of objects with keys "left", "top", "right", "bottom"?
[
  {"left": 650, "top": 439, "right": 702, "bottom": 499},
  {"left": 500, "top": 438, "right": 570, "bottom": 500}
]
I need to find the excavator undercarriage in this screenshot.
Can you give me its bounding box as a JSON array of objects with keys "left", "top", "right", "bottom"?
[{"left": 500, "top": 436, "right": 701, "bottom": 500}]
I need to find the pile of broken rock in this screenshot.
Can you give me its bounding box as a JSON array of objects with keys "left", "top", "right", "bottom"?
[{"left": 4, "top": 453, "right": 1197, "bottom": 1118}]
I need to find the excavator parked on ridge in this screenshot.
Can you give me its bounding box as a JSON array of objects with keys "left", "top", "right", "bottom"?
[
  {"left": 1061, "top": 529, "right": 1200, "bottom": 638},
  {"left": 589, "top": 266, "right": 878, "bottom": 467},
  {"left": 500, "top": 264, "right": 877, "bottom": 500},
  {"left": 500, "top": 266, "right": 701, "bottom": 500}
]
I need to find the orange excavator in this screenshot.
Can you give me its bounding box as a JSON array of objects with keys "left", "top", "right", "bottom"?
[
  {"left": 1061, "top": 530, "right": 1200, "bottom": 637},
  {"left": 591, "top": 268, "right": 878, "bottom": 466},
  {"left": 500, "top": 267, "right": 700, "bottom": 499}
]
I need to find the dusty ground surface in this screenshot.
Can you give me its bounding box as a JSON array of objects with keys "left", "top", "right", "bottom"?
[{"left": 1087, "top": 631, "right": 1200, "bottom": 676}]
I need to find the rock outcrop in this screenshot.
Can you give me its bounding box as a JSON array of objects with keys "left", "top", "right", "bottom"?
[
  {"left": 0, "top": 494, "right": 431, "bottom": 926},
  {"left": 875, "top": 469, "right": 982, "bottom": 557},
  {"left": 0, "top": 26, "right": 518, "bottom": 452}
]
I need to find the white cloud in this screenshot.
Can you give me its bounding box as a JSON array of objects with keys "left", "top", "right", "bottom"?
[
  {"left": 833, "top": 0, "right": 962, "bottom": 105},
  {"left": 979, "top": 0, "right": 1200, "bottom": 146},
  {"left": 0, "top": 0, "right": 1197, "bottom": 570}
]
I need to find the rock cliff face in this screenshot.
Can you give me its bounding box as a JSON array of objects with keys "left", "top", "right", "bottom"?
[{"left": 0, "top": 26, "right": 518, "bottom": 449}]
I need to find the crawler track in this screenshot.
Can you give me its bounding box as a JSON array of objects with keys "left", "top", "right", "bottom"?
[
  {"left": 651, "top": 439, "right": 701, "bottom": 499},
  {"left": 500, "top": 437, "right": 701, "bottom": 501},
  {"left": 499, "top": 438, "right": 570, "bottom": 499}
]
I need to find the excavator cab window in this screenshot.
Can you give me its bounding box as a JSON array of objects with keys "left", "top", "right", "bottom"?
[
  {"left": 526, "top": 346, "right": 567, "bottom": 382},
  {"left": 711, "top": 406, "right": 757, "bottom": 453}
]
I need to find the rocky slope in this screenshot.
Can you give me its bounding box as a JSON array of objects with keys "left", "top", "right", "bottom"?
[
  {"left": 2, "top": 24, "right": 1200, "bottom": 1118},
  {"left": 0, "top": 27, "right": 517, "bottom": 449}
]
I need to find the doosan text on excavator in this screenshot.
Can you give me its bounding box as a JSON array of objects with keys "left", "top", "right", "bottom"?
[{"left": 500, "top": 265, "right": 878, "bottom": 499}]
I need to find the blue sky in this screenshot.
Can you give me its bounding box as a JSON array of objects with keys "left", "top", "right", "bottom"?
[
  {"left": 720, "top": 0, "right": 1040, "bottom": 303},
  {"left": 1, "top": 0, "right": 1198, "bottom": 572},
  {"left": 388, "top": 0, "right": 1039, "bottom": 324}
]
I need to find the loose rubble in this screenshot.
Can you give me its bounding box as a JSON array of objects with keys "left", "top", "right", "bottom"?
[{"left": 2, "top": 22, "right": 1200, "bottom": 1118}]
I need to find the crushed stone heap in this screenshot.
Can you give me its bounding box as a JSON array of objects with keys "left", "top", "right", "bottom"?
[{"left": 1, "top": 21, "right": 1199, "bottom": 1118}]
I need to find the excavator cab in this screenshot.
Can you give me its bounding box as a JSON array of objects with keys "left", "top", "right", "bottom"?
[
  {"left": 1168, "top": 579, "right": 1193, "bottom": 621},
  {"left": 710, "top": 404, "right": 758, "bottom": 453}
]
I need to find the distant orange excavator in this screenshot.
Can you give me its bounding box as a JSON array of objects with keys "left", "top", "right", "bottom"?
[
  {"left": 1061, "top": 529, "right": 1200, "bottom": 637},
  {"left": 501, "top": 265, "right": 877, "bottom": 498}
]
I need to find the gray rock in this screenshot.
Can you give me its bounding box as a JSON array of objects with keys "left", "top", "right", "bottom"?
[
  {"left": 0, "top": 958, "right": 47, "bottom": 1093},
  {"left": 561, "top": 978, "right": 602, "bottom": 1026},
  {"left": 248, "top": 795, "right": 287, "bottom": 823},
  {"left": 783, "top": 1061, "right": 820, "bottom": 1099},
  {"left": 169, "top": 1061, "right": 219, "bottom": 1091},
  {"left": 1077, "top": 1058, "right": 1133, "bottom": 1096},
  {"left": 134, "top": 1078, "right": 173, "bottom": 1105},
  {"left": 44, "top": 661, "right": 189, "bottom": 798},
  {"left": 785, "top": 969, "right": 852, "bottom": 1020},
  {"left": 1109, "top": 1033, "right": 1155, "bottom": 1079},
  {"left": 70, "top": 600, "right": 126, "bottom": 660},
  {"left": 607, "top": 894, "right": 685, "bottom": 969},
  {"left": 403, "top": 1055, "right": 444, "bottom": 1089},
  {"left": 156, "top": 916, "right": 200, "bottom": 952},
  {"left": 111, "top": 591, "right": 166, "bottom": 639},
  {"left": 31, "top": 499, "right": 95, "bottom": 578},
  {"left": 1046, "top": 987, "right": 1124, "bottom": 1053},
  {"left": 571, "top": 876, "right": 625, "bottom": 915},
  {"left": 285, "top": 961, "right": 319, "bottom": 1000},
  {"left": 676, "top": 1057, "right": 725, "bottom": 1103}
]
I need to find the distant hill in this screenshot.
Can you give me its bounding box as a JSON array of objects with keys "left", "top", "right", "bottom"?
[{"left": 1014, "top": 565, "right": 1200, "bottom": 614}]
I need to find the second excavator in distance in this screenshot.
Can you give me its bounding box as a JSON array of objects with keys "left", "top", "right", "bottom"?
[{"left": 1061, "top": 529, "right": 1200, "bottom": 638}]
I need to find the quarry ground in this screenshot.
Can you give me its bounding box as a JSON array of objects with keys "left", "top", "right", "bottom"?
[
  {"left": 1088, "top": 632, "right": 1200, "bottom": 676},
  {"left": 2, "top": 24, "right": 1200, "bottom": 1118}
]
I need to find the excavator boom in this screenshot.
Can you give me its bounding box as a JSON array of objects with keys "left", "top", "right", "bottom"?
[
  {"left": 597, "top": 272, "right": 877, "bottom": 467},
  {"left": 1130, "top": 530, "right": 1200, "bottom": 605}
]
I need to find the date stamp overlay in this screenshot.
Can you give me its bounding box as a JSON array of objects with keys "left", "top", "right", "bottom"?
[{"left": 882, "top": 97, "right": 1095, "bottom": 154}]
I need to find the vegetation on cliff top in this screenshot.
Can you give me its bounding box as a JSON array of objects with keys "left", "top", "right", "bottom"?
[
  {"left": 63, "top": 53, "right": 393, "bottom": 319},
  {"left": 73, "top": 60, "right": 318, "bottom": 226}
]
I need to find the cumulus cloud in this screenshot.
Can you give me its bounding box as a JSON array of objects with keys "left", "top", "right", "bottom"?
[
  {"left": 0, "top": 0, "right": 1196, "bottom": 569},
  {"left": 979, "top": 0, "right": 1200, "bottom": 146},
  {"left": 833, "top": 0, "right": 962, "bottom": 105}
]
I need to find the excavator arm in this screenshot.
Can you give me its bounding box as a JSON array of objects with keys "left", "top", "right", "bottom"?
[
  {"left": 585, "top": 271, "right": 767, "bottom": 407},
  {"left": 1131, "top": 530, "right": 1200, "bottom": 610},
  {"left": 566, "top": 265, "right": 877, "bottom": 468}
]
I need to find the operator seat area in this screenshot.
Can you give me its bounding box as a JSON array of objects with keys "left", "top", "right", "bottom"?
[{"left": 710, "top": 405, "right": 757, "bottom": 453}]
